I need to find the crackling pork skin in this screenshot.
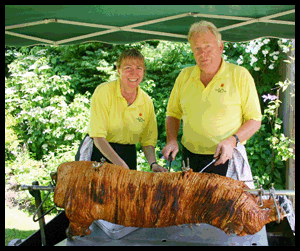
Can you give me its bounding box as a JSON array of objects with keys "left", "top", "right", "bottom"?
[{"left": 53, "top": 161, "right": 285, "bottom": 237}]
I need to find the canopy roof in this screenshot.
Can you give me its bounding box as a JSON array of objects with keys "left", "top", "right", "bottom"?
[{"left": 5, "top": 5, "right": 295, "bottom": 47}]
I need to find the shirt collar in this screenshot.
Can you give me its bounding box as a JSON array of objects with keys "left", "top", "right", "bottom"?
[
  {"left": 133, "top": 85, "right": 143, "bottom": 107},
  {"left": 191, "top": 57, "right": 229, "bottom": 80},
  {"left": 116, "top": 78, "right": 144, "bottom": 107}
]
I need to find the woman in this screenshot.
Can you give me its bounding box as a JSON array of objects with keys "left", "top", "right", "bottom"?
[{"left": 78, "top": 49, "right": 167, "bottom": 172}]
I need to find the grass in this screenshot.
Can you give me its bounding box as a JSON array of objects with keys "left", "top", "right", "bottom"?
[{"left": 5, "top": 203, "right": 55, "bottom": 246}]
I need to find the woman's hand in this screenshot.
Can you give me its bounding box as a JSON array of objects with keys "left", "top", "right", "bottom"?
[
  {"left": 151, "top": 163, "right": 169, "bottom": 173},
  {"left": 142, "top": 145, "right": 169, "bottom": 172},
  {"left": 94, "top": 137, "right": 128, "bottom": 168}
]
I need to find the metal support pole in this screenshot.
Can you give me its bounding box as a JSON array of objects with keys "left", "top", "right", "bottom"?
[{"left": 30, "top": 181, "right": 47, "bottom": 246}]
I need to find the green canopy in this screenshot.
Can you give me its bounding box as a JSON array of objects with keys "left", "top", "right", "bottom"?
[{"left": 5, "top": 5, "right": 295, "bottom": 46}]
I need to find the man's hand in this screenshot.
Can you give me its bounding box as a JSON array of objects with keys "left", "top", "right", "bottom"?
[
  {"left": 214, "top": 136, "right": 236, "bottom": 165},
  {"left": 162, "top": 140, "right": 179, "bottom": 162},
  {"left": 122, "top": 162, "right": 130, "bottom": 170},
  {"left": 163, "top": 116, "right": 181, "bottom": 162},
  {"left": 151, "top": 163, "right": 169, "bottom": 173}
]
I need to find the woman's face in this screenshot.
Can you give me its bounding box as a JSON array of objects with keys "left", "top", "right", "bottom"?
[{"left": 117, "top": 57, "right": 145, "bottom": 91}]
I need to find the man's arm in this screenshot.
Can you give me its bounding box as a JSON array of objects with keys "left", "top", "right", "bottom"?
[
  {"left": 93, "top": 137, "right": 129, "bottom": 169},
  {"left": 214, "top": 119, "right": 261, "bottom": 165},
  {"left": 162, "top": 116, "right": 181, "bottom": 161}
]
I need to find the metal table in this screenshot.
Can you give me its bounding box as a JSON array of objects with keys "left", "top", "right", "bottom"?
[{"left": 67, "top": 221, "right": 268, "bottom": 246}]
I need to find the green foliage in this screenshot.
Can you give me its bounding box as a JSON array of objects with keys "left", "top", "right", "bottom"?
[
  {"left": 5, "top": 47, "right": 90, "bottom": 159},
  {"left": 246, "top": 121, "right": 285, "bottom": 188},
  {"left": 246, "top": 78, "right": 295, "bottom": 189},
  {"left": 49, "top": 42, "right": 143, "bottom": 95},
  {"left": 5, "top": 109, "right": 20, "bottom": 161}
]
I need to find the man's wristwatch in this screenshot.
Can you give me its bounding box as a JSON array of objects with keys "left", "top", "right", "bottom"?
[
  {"left": 150, "top": 161, "right": 158, "bottom": 169},
  {"left": 233, "top": 134, "right": 240, "bottom": 146}
]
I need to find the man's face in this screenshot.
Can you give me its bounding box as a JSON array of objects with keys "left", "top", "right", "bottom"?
[{"left": 190, "top": 29, "right": 224, "bottom": 73}]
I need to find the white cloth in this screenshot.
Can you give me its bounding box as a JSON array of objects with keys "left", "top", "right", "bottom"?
[
  {"left": 79, "top": 135, "right": 93, "bottom": 161},
  {"left": 226, "top": 144, "right": 255, "bottom": 189}
]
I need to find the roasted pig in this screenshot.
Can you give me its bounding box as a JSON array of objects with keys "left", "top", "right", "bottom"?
[{"left": 53, "top": 161, "right": 285, "bottom": 237}]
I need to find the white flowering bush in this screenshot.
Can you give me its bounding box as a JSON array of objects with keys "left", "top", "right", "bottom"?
[
  {"left": 5, "top": 47, "right": 91, "bottom": 159},
  {"left": 223, "top": 38, "right": 291, "bottom": 100}
]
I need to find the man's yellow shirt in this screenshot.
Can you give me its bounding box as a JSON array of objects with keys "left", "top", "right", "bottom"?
[
  {"left": 88, "top": 79, "right": 157, "bottom": 147},
  {"left": 166, "top": 58, "right": 262, "bottom": 154}
]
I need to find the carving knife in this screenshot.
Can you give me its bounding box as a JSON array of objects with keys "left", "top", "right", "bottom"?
[{"left": 199, "top": 158, "right": 217, "bottom": 173}]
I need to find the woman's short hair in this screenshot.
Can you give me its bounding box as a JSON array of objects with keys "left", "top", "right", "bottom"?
[
  {"left": 116, "top": 48, "right": 146, "bottom": 69},
  {"left": 188, "top": 20, "right": 222, "bottom": 45}
]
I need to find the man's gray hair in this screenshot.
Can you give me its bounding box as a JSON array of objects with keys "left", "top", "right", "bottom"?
[{"left": 188, "top": 21, "right": 222, "bottom": 45}]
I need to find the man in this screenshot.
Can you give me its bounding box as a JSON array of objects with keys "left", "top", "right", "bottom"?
[{"left": 162, "top": 21, "right": 262, "bottom": 176}]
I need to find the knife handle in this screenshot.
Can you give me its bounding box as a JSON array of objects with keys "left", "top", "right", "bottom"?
[
  {"left": 168, "top": 153, "right": 173, "bottom": 162},
  {"left": 168, "top": 153, "right": 173, "bottom": 171}
]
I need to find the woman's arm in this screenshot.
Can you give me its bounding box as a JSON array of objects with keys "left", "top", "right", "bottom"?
[
  {"left": 142, "top": 145, "right": 168, "bottom": 172},
  {"left": 93, "top": 137, "right": 130, "bottom": 169}
]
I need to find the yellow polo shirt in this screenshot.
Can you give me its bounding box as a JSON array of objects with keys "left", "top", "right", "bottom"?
[
  {"left": 88, "top": 79, "right": 157, "bottom": 147},
  {"left": 166, "top": 58, "right": 262, "bottom": 154}
]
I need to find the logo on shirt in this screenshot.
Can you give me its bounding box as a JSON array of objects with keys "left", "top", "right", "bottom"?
[
  {"left": 215, "top": 83, "right": 226, "bottom": 93},
  {"left": 136, "top": 113, "right": 145, "bottom": 122}
]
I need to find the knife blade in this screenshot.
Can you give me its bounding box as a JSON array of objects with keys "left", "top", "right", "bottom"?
[{"left": 199, "top": 158, "right": 217, "bottom": 173}]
